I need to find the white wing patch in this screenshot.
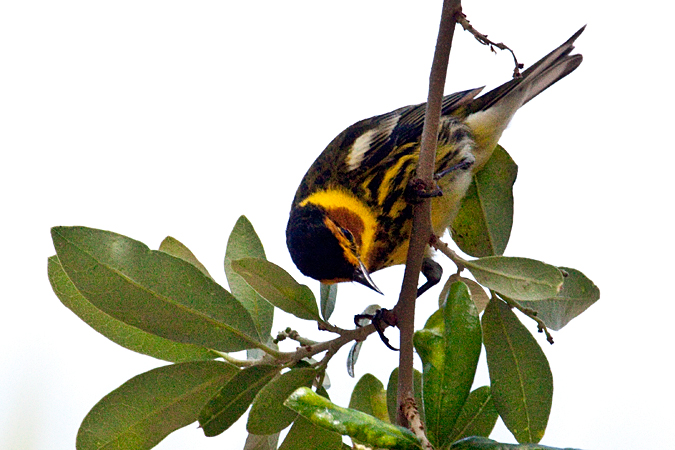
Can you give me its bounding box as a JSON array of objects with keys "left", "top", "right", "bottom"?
[{"left": 346, "top": 113, "right": 400, "bottom": 171}]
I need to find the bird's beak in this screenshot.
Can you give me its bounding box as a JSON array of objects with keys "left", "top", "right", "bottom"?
[{"left": 353, "top": 259, "right": 383, "bottom": 294}]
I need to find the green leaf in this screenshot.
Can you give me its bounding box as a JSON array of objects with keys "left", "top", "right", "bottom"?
[
  {"left": 48, "top": 256, "right": 218, "bottom": 363},
  {"left": 199, "top": 364, "right": 279, "bottom": 437},
  {"left": 247, "top": 367, "right": 317, "bottom": 435},
  {"left": 76, "top": 361, "right": 237, "bottom": 450},
  {"left": 482, "top": 297, "right": 553, "bottom": 443},
  {"left": 464, "top": 256, "right": 563, "bottom": 301},
  {"left": 452, "top": 145, "right": 518, "bottom": 257},
  {"left": 232, "top": 258, "right": 320, "bottom": 321},
  {"left": 414, "top": 281, "right": 482, "bottom": 448},
  {"left": 519, "top": 267, "right": 600, "bottom": 330},
  {"left": 320, "top": 282, "right": 338, "bottom": 321},
  {"left": 244, "top": 434, "right": 280, "bottom": 450},
  {"left": 51, "top": 226, "right": 261, "bottom": 352},
  {"left": 386, "top": 368, "right": 424, "bottom": 425},
  {"left": 278, "top": 415, "right": 343, "bottom": 450},
  {"left": 158, "top": 236, "right": 212, "bottom": 279},
  {"left": 349, "top": 373, "right": 389, "bottom": 422},
  {"left": 448, "top": 386, "right": 499, "bottom": 442},
  {"left": 450, "top": 436, "right": 580, "bottom": 449},
  {"left": 285, "top": 387, "right": 422, "bottom": 450},
  {"left": 225, "top": 216, "right": 274, "bottom": 341},
  {"left": 440, "top": 274, "right": 490, "bottom": 313}
]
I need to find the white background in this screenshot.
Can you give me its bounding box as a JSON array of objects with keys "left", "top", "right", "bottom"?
[{"left": 2, "top": 1, "right": 673, "bottom": 449}]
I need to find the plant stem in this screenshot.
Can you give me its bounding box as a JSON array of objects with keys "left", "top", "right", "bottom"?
[{"left": 393, "top": 0, "right": 462, "bottom": 429}]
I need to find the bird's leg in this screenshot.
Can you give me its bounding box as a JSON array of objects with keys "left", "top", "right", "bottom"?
[
  {"left": 406, "top": 158, "right": 474, "bottom": 202},
  {"left": 417, "top": 257, "right": 443, "bottom": 297},
  {"left": 433, "top": 158, "right": 474, "bottom": 181},
  {"left": 354, "top": 309, "right": 399, "bottom": 351}
]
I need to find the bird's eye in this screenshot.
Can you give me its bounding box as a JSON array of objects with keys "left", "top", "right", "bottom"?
[{"left": 341, "top": 228, "right": 355, "bottom": 243}]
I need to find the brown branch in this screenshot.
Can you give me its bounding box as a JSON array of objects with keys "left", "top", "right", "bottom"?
[
  {"left": 401, "top": 398, "right": 433, "bottom": 450},
  {"left": 456, "top": 12, "right": 524, "bottom": 78},
  {"left": 392, "top": 0, "right": 462, "bottom": 431}
]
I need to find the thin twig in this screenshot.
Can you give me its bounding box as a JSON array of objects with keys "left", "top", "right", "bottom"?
[
  {"left": 496, "top": 293, "right": 555, "bottom": 344},
  {"left": 430, "top": 235, "right": 466, "bottom": 272},
  {"left": 393, "top": 0, "right": 462, "bottom": 432},
  {"left": 455, "top": 12, "right": 524, "bottom": 78}
]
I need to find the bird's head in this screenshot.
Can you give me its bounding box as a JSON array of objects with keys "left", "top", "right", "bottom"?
[{"left": 286, "top": 202, "right": 382, "bottom": 294}]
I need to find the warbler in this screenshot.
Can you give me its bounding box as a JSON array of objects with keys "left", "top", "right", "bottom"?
[{"left": 286, "top": 27, "right": 584, "bottom": 296}]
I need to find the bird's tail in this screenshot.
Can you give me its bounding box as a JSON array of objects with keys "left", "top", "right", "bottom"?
[{"left": 463, "top": 26, "right": 585, "bottom": 168}]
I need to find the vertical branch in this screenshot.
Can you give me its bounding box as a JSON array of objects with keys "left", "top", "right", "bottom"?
[{"left": 393, "top": 0, "right": 462, "bottom": 428}]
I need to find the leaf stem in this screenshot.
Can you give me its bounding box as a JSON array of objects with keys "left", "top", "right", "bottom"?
[{"left": 495, "top": 293, "right": 554, "bottom": 344}]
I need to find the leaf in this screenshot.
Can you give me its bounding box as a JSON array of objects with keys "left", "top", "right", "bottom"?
[
  {"left": 482, "top": 297, "right": 553, "bottom": 443},
  {"left": 232, "top": 258, "right": 321, "bottom": 322},
  {"left": 440, "top": 273, "right": 490, "bottom": 314},
  {"left": 285, "top": 387, "right": 422, "bottom": 450},
  {"left": 347, "top": 304, "right": 381, "bottom": 377},
  {"left": 158, "top": 236, "right": 212, "bottom": 279},
  {"left": 464, "top": 256, "right": 563, "bottom": 301},
  {"left": 247, "top": 367, "right": 317, "bottom": 435},
  {"left": 448, "top": 386, "right": 498, "bottom": 442},
  {"left": 450, "top": 436, "right": 580, "bottom": 449},
  {"left": 413, "top": 281, "right": 482, "bottom": 448},
  {"left": 278, "top": 415, "right": 343, "bottom": 450},
  {"left": 51, "top": 226, "right": 261, "bottom": 352},
  {"left": 451, "top": 145, "right": 518, "bottom": 257},
  {"left": 199, "top": 364, "right": 279, "bottom": 436},
  {"left": 347, "top": 341, "right": 363, "bottom": 378},
  {"left": 48, "top": 255, "right": 218, "bottom": 363},
  {"left": 225, "top": 216, "right": 274, "bottom": 341},
  {"left": 386, "top": 368, "right": 424, "bottom": 425},
  {"left": 349, "top": 373, "right": 389, "bottom": 422},
  {"left": 519, "top": 267, "right": 600, "bottom": 330},
  {"left": 76, "top": 361, "right": 237, "bottom": 450},
  {"left": 320, "top": 282, "right": 338, "bottom": 321},
  {"left": 244, "top": 434, "right": 280, "bottom": 450}
]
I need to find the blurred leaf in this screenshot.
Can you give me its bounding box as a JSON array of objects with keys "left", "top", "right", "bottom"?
[
  {"left": 520, "top": 267, "right": 600, "bottom": 330},
  {"left": 386, "top": 368, "right": 424, "bottom": 425},
  {"left": 450, "top": 436, "right": 580, "bottom": 449},
  {"left": 232, "top": 258, "right": 321, "bottom": 322},
  {"left": 452, "top": 145, "right": 518, "bottom": 257},
  {"left": 320, "top": 283, "right": 338, "bottom": 321},
  {"left": 347, "top": 304, "right": 381, "bottom": 378},
  {"left": 48, "top": 256, "right": 218, "bottom": 363},
  {"left": 448, "top": 386, "right": 498, "bottom": 442},
  {"left": 247, "top": 367, "right": 317, "bottom": 435},
  {"left": 465, "top": 257, "right": 563, "bottom": 301},
  {"left": 482, "top": 297, "right": 553, "bottom": 443},
  {"left": 278, "top": 415, "right": 343, "bottom": 450},
  {"left": 244, "top": 434, "right": 279, "bottom": 450},
  {"left": 199, "top": 365, "right": 279, "bottom": 437},
  {"left": 440, "top": 274, "right": 490, "bottom": 314},
  {"left": 414, "top": 281, "right": 482, "bottom": 448},
  {"left": 347, "top": 341, "right": 363, "bottom": 378},
  {"left": 51, "top": 227, "right": 261, "bottom": 352},
  {"left": 285, "top": 387, "right": 421, "bottom": 450},
  {"left": 349, "top": 373, "right": 389, "bottom": 422},
  {"left": 76, "top": 361, "right": 237, "bottom": 450},
  {"left": 158, "top": 236, "right": 212, "bottom": 279},
  {"left": 225, "top": 216, "right": 274, "bottom": 341}
]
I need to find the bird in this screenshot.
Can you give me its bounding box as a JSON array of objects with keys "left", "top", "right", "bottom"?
[{"left": 286, "top": 27, "right": 584, "bottom": 298}]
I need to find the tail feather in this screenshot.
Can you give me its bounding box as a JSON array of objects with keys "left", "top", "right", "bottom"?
[
  {"left": 468, "top": 25, "right": 585, "bottom": 114},
  {"left": 462, "top": 26, "right": 585, "bottom": 169}
]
